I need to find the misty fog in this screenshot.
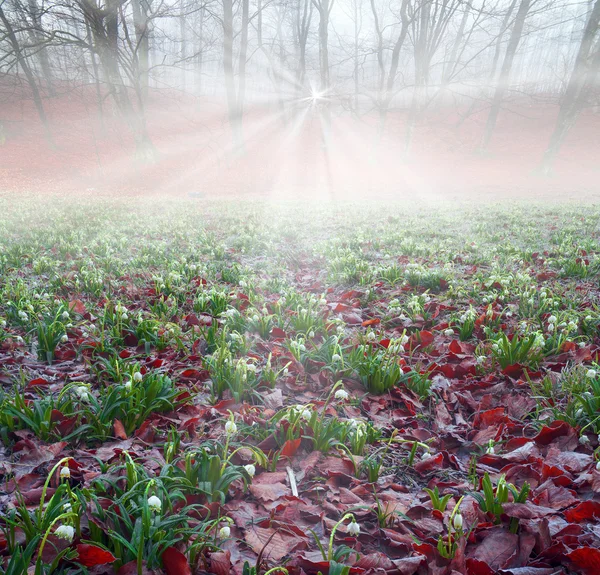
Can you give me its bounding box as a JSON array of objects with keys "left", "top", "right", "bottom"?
[{"left": 0, "top": 0, "right": 598, "bottom": 199}]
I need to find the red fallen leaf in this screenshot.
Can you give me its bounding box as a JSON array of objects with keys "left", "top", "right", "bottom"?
[
  {"left": 334, "top": 302, "right": 354, "bottom": 313},
  {"left": 119, "top": 350, "right": 132, "bottom": 359},
  {"left": 69, "top": 299, "right": 86, "bottom": 314},
  {"left": 564, "top": 500, "right": 600, "bottom": 523},
  {"left": 413, "top": 452, "right": 444, "bottom": 474},
  {"left": 466, "top": 558, "right": 495, "bottom": 575},
  {"left": 209, "top": 551, "right": 231, "bottom": 575},
  {"left": 379, "top": 338, "right": 391, "bottom": 348},
  {"left": 29, "top": 377, "right": 49, "bottom": 387},
  {"left": 361, "top": 318, "right": 380, "bottom": 327},
  {"left": 113, "top": 420, "right": 127, "bottom": 440},
  {"left": 417, "top": 330, "right": 434, "bottom": 347},
  {"left": 181, "top": 368, "right": 202, "bottom": 378},
  {"left": 162, "top": 547, "right": 191, "bottom": 575},
  {"left": 533, "top": 420, "right": 574, "bottom": 445},
  {"left": 75, "top": 544, "right": 116, "bottom": 567},
  {"left": 502, "top": 363, "right": 525, "bottom": 378},
  {"left": 271, "top": 326, "right": 287, "bottom": 339},
  {"left": 280, "top": 438, "right": 302, "bottom": 457},
  {"left": 566, "top": 547, "right": 600, "bottom": 574}
]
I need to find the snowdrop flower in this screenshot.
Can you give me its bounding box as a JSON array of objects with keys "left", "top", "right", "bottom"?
[
  {"left": 547, "top": 323, "right": 555, "bottom": 333},
  {"left": 61, "top": 334, "right": 68, "bottom": 343},
  {"left": 121, "top": 313, "right": 129, "bottom": 321},
  {"left": 244, "top": 464, "right": 256, "bottom": 477},
  {"left": 486, "top": 444, "right": 495, "bottom": 455},
  {"left": 452, "top": 513, "right": 463, "bottom": 531},
  {"left": 596, "top": 460, "right": 600, "bottom": 471},
  {"left": 283, "top": 368, "right": 289, "bottom": 376},
  {"left": 444, "top": 329, "right": 454, "bottom": 337},
  {"left": 147, "top": 495, "right": 162, "bottom": 513},
  {"left": 62, "top": 311, "right": 70, "bottom": 320},
  {"left": 18, "top": 310, "right": 28, "bottom": 321},
  {"left": 347, "top": 519, "right": 360, "bottom": 536},
  {"left": 332, "top": 354, "right": 342, "bottom": 363},
  {"left": 63, "top": 502, "right": 72, "bottom": 512},
  {"left": 366, "top": 332, "right": 377, "bottom": 341},
  {"left": 548, "top": 315, "right": 557, "bottom": 324},
  {"left": 124, "top": 380, "right": 132, "bottom": 391},
  {"left": 133, "top": 371, "right": 143, "bottom": 382},
  {"left": 60, "top": 466, "right": 71, "bottom": 479},
  {"left": 74, "top": 386, "right": 89, "bottom": 402},
  {"left": 335, "top": 388, "right": 349, "bottom": 401},
  {"left": 246, "top": 363, "right": 257, "bottom": 373},
  {"left": 299, "top": 344, "right": 306, "bottom": 352},
  {"left": 585, "top": 315, "right": 592, "bottom": 322},
  {"left": 587, "top": 369, "right": 597, "bottom": 379},
  {"left": 219, "top": 525, "right": 231, "bottom": 538},
  {"left": 568, "top": 321, "right": 578, "bottom": 330},
  {"left": 421, "top": 451, "right": 432, "bottom": 460},
  {"left": 55, "top": 525, "right": 75, "bottom": 542},
  {"left": 0, "top": 320, "right": 6, "bottom": 328},
  {"left": 476, "top": 356, "right": 485, "bottom": 364},
  {"left": 15, "top": 336, "right": 24, "bottom": 344},
  {"left": 301, "top": 409, "right": 312, "bottom": 421},
  {"left": 308, "top": 331, "right": 315, "bottom": 338},
  {"left": 579, "top": 435, "right": 590, "bottom": 446},
  {"left": 225, "top": 420, "right": 238, "bottom": 435}
]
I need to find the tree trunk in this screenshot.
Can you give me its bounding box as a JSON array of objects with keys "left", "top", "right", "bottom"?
[
  {"left": 540, "top": 0, "right": 600, "bottom": 172},
  {"left": 0, "top": 4, "right": 52, "bottom": 142},
  {"left": 480, "top": 0, "right": 531, "bottom": 151}
]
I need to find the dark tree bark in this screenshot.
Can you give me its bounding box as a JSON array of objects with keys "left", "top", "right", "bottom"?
[
  {"left": 540, "top": 0, "right": 600, "bottom": 173},
  {"left": 480, "top": 0, "right": 531, "bottom": 151}
]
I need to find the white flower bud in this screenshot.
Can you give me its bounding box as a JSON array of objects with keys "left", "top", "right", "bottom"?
[
  {"left": 225, "top": 420, "right": 238, "bottom": 435},
  {"left": 55, "top": 525, "right": 75, "bottom": 541},
  {"left": 347, "top": 519, "right": 360, "bottom": 536},
  {"left": 147, "top": 495, "right": 162, "bottom": 513},
  {"left": 219, "top": 525, "right": 231, "bottom": 538},
  {"left": 244, "top": 464, "right": 256, "bottom": 477}
]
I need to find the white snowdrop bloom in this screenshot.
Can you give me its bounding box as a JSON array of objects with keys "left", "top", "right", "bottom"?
[
  {"left": 585, "top": 315, "right": 592, "bottom": 322},
  {"left": 0, "top": 320, "right": 6, "bottom": 328},
  {"left": 15, "top": 336, "right": 24, "bottom": 344},
  {"left": 147, "top": 495, "right": 162, "bottom": 513},
  {"left": 63, "top": 502, "right": 72, "bottom": 512},
  {"left": 421, "top": 451, "right": 432, "bottom": 460},
  {"left": 506, "top": 311, "right": 512, "bottom": 317},
  {"left": 244, "top": 464, "right": 256, "bottom": 477},
  {"left": 34, "top": 293, "right": 41, "bottom": 300},
  {"left": 486, "top": 445, "right": 495, "bottom": 455},
  {"left": 62, "top": 311, "right": 70, "bottom": 320},
  {"left": 492, "top": 344, "right": 499, "bottom": 351},
  {"left": 452, "top": 513, "right": 463, "bottom": 531},
  {"left": 558, "top": 322, "right": 567, "bottom": 328},
  {"left": 347, "top": 520, "right": 360, "bottom": 537},
  {"left": 219, "top": 525, "right": 231, "bottom": 538},
  {"left": 55, "top": 525, "right": 75, "bottom": 542},
  {"left": 61, "top": 334, "right": 68, "bottom": 343},
  {"left": 548, "top": 315, "right": 557, "bottom": 324},
  {"left": 568, "top": 321, "right": 577, "bottom": 330},
  {"left": 308, "top": 331, "right": 315, "bottom": 338},
  {"left": 74, "top": 386, "right": 89, "bottom": 402},
  {"left": 335, "top": 388, "right": 349, "bottom": 401},
  {"left": 124, "top": 380, "right": 132, "bottom": 391},
  {"left": 60, "top": 466, "right": 71, "bottom": 479},
  {"left": 18, "top": 310, "right": 28, "bottom": 321},
  {"left": 246, "top": 363, "right": 257, "bottom": 373},
  {"left": 302, "top": 409, "right": 312, "bottom": 421},
  {"left": 579, "top": 435, "right": 590, "bottom": 446},
  {"left": 225, "top": 420, "right": 238, "bottom": 435},
  {"left": 587, "top": 369, "right": 597, "bottom": 379},
  {"left": 366, "top": 332, "right": 377, "bottom": 341},
  {"left": 540, "top": 292, "right": 547, "bottom": 299},
  {"left": 299, "top": 344, "right": 306, "bottom": 352},
  {"left": 283, "top": 368, "right": 289, "bottom": 376},
  {"left": 121, "top": 313, "right": 129, "bottom": 321},
  {"left": 579, "top": 342, "right": 586, "bottom": 348},
  {"left": 252, "top": 315, "right": 259, "bottom": 322},
  {"left": 133, "top": 371, "right": 143, "bottom": 382},
  {"left": 401, "top": 334, "right": 409, "bottom": 345},
  {"left": 348, "top": 418, "right": 360, "bottom": 428},
  {"left": 476, "top": 356, "right": 485, "bottom": 364},
  {"left": 66, "top": 323, "right": 73, "bottom": 329},
  {"left": 262, "top": 307, "right": 268, "bottom": 314}
]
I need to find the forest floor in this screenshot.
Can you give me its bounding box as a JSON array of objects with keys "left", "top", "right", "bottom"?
[
  {"left": 1, "top": 197, "right": 600, "bottom": 575},
  {"left": 1, "top": 86, "right": 599, "bottom": 201}
]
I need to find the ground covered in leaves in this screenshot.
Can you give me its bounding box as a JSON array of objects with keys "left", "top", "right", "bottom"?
[{"left": 1, "top": 197, "right": 600, "bottom": 575}]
